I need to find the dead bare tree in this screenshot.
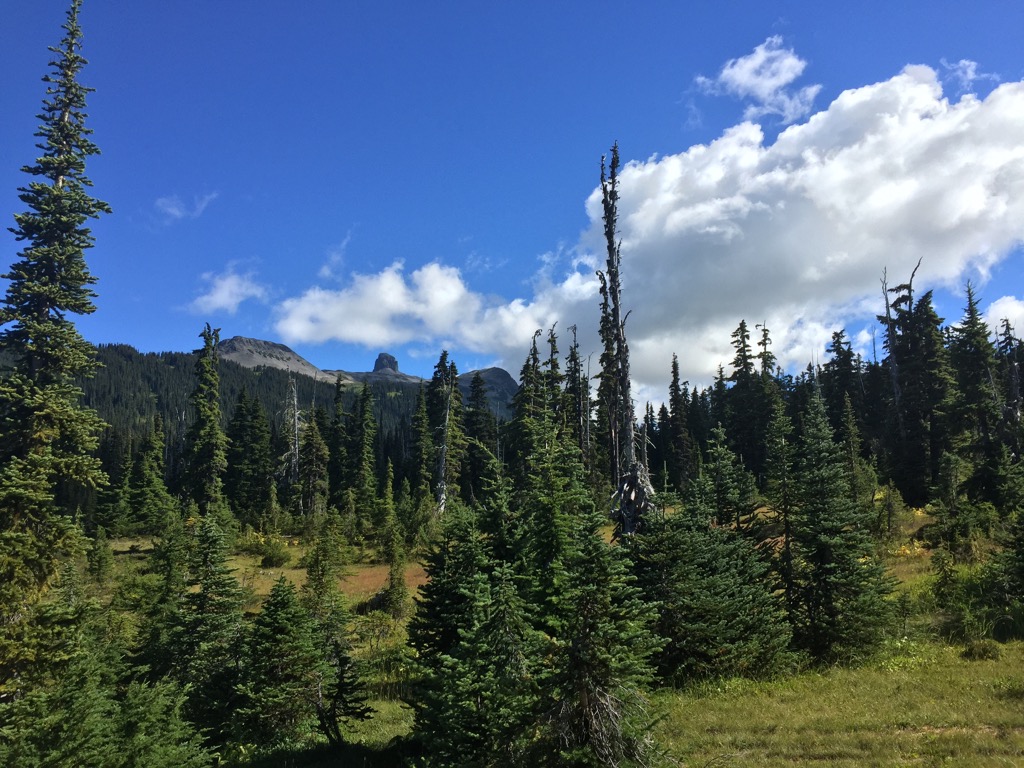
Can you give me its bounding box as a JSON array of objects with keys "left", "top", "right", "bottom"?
[{"left": 597, "top": 144, "right": 653, "bottom": 536}]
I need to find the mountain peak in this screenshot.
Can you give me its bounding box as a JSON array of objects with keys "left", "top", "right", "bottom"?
[{"left": 373, "top": 352, "right": 399, "bottom": 373}]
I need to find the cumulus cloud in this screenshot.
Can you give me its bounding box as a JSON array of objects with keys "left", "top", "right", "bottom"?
[
  {"left": 697, "top": 36, "right": 822, "bottom": 123},
  {"left": 276, "top": 64, "right": 1024, "bottom": 393},
  {"left": 587, "top": 66, "right": 1024, "bottom": 387},
  {"left": 275, "top": 261, "right": 574, "bottom": 361},
  {"left": 189, "top": 265, "right": 268, "bottom": 315},
  {"left": 155, "top": 192, "right": 219, "bottom": 223}
]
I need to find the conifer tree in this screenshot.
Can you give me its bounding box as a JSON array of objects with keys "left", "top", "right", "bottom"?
[
  {"left": 704, "top": 424, "right": 757, "bottom": 530},
  {"left": 300, "top": 513, "right": 371, "bottom": 746},
  {"left": 464, "top": 371, "right": 500, "bottom": 503},
  {"left": 234, "top": 577, "right": 323, "bottom": 748},
  {"left": 297, "top": 409, "right": 329, "bottom": 523},
  {"left": 347, "top": 383, "right": 378, "bottom": 539},
  {"left": 629, "top": 487, "right": 791, "bottom": 684},
  {"left": 949, "top": 283, "right": 1019, "bottom": 513},
  {"left": 595, "top": 144, "right": 653, "bottom": 535},
  {"left": 426, "top": 351, "right": 466, "bottom": 513},
  {"left": 535, "top": 502, "right": 661, "bottom": 766},
  {"left": 378, "top": 462, "right": 409, "bottom": 618},
  {"left": 128, "top": 415, "right": 178, "bottom": 533},
  {"left": 182, "top": 325, "right": 231, "bottom": 528},
  {"left": 327, "top": 375, "right": 350, "bottom": 512},
  {"left": 0, "top": 0, "right": 109, "bottom": 694},
  {"left": 225, "top": 389, "right": 273, "bottom": 529},
  {"left": 789, "top": 392, "right": 892, "bottom": 663},
  {"left": 412, "top": 563, "right": 542, "bottom": 766},
  {"left": 172, "top": 516, "right": 246, "bottom": 743},
  {"left": 667, "top": 354, "right": 695, "bottom": 492},
  {"left": 135, "top": 508, "right": 189, "bottom": 679},
  {"left": 563, "top": 324, "right": 591, "bottom": 464}
]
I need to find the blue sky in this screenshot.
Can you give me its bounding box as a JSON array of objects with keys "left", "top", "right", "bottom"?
[{"left": 4, "top": 2, "right": 1024, "bottom": 400}]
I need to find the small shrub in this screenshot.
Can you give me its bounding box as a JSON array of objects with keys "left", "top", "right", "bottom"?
[
  {"left": 962, "top": 638, "right": 1001, "bottom": 661},
  {"left": 259, "top": 537, "right": 291, "bottom": 568}
]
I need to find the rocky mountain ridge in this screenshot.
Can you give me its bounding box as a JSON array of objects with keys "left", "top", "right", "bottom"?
[{"left": 216, "top": 336, "right": 518, "bottom": 418}]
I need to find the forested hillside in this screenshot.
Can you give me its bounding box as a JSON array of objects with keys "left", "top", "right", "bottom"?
[{"left": 4, "top": 4, "right": 1024, "bottom": 767}]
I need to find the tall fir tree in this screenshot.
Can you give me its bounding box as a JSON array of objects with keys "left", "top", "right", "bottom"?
[
  {"left": 0, "top": 0, "right": 109, "bottom": 700},
  {"left": 182, "top": 325, "right": 231, "bottom": 529},
  {"left": 426, "top": 350, "right": 466, "bottom": 513},
  {"left": 225, "top": 389, "right": 273, "bottom": 529},
  {"left": 347, "top": 383, "right": 378, "bottom": 540},
  {"left": 949, "top": 283, "right": 1020, "bottom": 514},
  {"left": 297, "top": 409, "right": 330, "bottom": 524}
]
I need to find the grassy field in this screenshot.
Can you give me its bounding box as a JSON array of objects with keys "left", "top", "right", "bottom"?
[
  {"left": 654, "top": 641, "right": 1024, "bottom": 767},
  {"left": 112, "top": 519, "right": 1024, "bottom": 767}
]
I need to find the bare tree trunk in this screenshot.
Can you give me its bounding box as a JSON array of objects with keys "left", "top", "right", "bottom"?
[{"left": 435, "top": 372, "right": 455, "bottom": 517}]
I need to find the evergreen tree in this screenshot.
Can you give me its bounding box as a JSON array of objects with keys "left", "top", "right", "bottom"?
[
  {"left": 182, "top": 325, "right": 231, "bottom": 528},
  {"left": 347, "top": 383, "right": 378, "bottom": 539},
  {"left": 127, "top": 415, "right": 178, "bottom": 533},
  {"left": 135, "top": 508, "right": 189, "bottom": 680},
  {"left": 464, "top": 371, "right": 501, "bottom": 505},
  {"left": 563, "top": 324, "right": 591, "bottom": 464},
  {"left": 704, "top": 423, "right": 757, "bottom": 530},
  {"left": 764, "top": 390, "right": 797, "bottom": 613},
  {"left": 667, "top": 354, "right": 695, "bottom": 492},
  {"left": 300, "top": 513, "right": 372, "bottom": 746},
  {"left": 378, "top": 462, "right": 409, "bottom": 618},
  {"left": 297, "top": 409, "right": 330, "bottom": 523},
  {"left": 789, "top": 392, "right": 892, "bottom": 663},
  {"left": 327, "top": 375, "right": 350, "bottom": 512},
  {"left": 171, "top": 516, "right": 246, "bottom": 743},
  {"left": 412, "top": 563, "right": 542, "bottom": 766},
  {"left": 629, "top": 494, "right": 791, "bottom": 684},
  {"left": 820, "top": 330, "right": 862, "bottom": 434},
  {"left": 0, "top": 0, "right": 109, "bottom": 696},
  {"left": 225, "top": 389, "right": 273, "bottom": 529},
  {"left": 426, "top": 351, "right": 466, "bottom": 513},
  {"left": 535, "top": 503, "right": 661, "bottom": 767},
  {"left": 881, "top": 272, "right": 957, "bottom": 506},
  {"left": 949, "top": 283, "right": 1018, "bottom": 513},
  {"left": 234, "top": 577, "right": 323, "bottom": 748},
  {"left": 408, "top": 505, "right": 489, "bottom": 694}
]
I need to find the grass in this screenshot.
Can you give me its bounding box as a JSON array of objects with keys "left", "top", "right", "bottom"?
[
  {"left": 654, "top": 640, "right": 1024, "bottom": 767},
  {"left": 248, "top": 638, "right": 1024, "bottom": 767}
]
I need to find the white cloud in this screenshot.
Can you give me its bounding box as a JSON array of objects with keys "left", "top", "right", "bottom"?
[
  {"left": 275, "top": 64, "right": 1024, "bottom": 394},
  {"left": 697, "top": 36, "right": 821, "bottom": 123},
  {"left": 155, "top": 192, "right": 218, "bottom": 223},
  {"left": 318, "top": 231, "right": 353, "bottom": 280},
  {"left": 941, "top": 58, "right": 999, "bottom": 95},
  {"left": 985, "top": 296, "right": 1024, "bottom": 339},
  {"left": 189, "top": 265, "right": 268, "bottom": 315},
  {"left": 275, "top": 261, "right": 570, "bottom": 359}
]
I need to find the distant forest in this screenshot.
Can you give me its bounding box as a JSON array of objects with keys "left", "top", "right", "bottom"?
[{"left": 4, "top": 3, "right": 1024, "bottom": 767}]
